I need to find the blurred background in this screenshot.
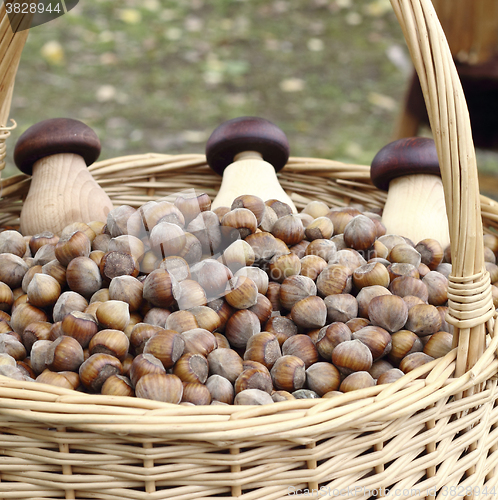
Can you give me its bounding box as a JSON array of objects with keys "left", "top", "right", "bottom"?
[{"left": 5, "top": 0, "right": 498, "bottom": 198}]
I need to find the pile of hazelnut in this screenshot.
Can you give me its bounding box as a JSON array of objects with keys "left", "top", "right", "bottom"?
[{"left": 0, "top": 194, "right": 497, "bottom": 406}]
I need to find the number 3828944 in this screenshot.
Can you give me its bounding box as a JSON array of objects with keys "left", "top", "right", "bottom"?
[{"left": 5, "top": 3, "right": 62, "bottom": 14}]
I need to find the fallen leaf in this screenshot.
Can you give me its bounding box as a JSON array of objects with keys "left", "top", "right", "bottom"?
[
  {"left": 280, "top": 78, "right": 305, "bottom": 92},
  {"left": 40, "top": 41, "right": 64, "bottom": 65}
]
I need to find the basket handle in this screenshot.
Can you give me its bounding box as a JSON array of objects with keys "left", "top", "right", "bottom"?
[{"left": 391, "top": 0, "right": 495, "bottom": 374}]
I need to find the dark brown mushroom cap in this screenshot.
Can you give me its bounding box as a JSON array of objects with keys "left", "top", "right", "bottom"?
[
  {"left": 370, "top": 137, "right": 440, "bottom": 191},
  {"left": 14, "top": 118, "right": 101, "bottom": 175},
  {"left": 205, "top": 116, "right": 290, "bottom": 176}
]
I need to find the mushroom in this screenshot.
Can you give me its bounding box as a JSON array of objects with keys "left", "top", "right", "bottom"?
[
  {"left": 370, "top": 137, "right": 450, "bottom": 249},
  {"left": 14, "top": 117, "right": 113, "bottom": 235},
  {"left": 206, "top": 116, "right": 296, "bottom": 212}
]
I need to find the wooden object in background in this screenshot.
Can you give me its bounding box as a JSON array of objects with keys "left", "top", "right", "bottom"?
[
  {"left": 206, "top": 116, "right": 297, "bottom": 212},
  {"left": 370, "top": 137, "right": 450, "bottom": 249},
  {"left": 14, "top": 118, "right": 113, "bottom": 235}
]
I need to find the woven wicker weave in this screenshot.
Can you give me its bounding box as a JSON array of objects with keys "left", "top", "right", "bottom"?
[{"left": 1, "top": 1, "right": 498, "bottom": 499}]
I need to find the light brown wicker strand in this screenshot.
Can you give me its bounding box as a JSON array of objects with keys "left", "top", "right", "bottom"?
[
  {"left": 57, "top": 427, "right": 75, "bottom": 500},
  {"left": 230, "top": 447, "right": 242, "bottom": 497},
  {"left": 305, "top": 442, "right": 319, "bottom": 492},
  {"left": 393, "top": 0, "right": 494, "bottom": 386},
  {"left": 143, "top": 442, "right": 156, "bottom": 493}
]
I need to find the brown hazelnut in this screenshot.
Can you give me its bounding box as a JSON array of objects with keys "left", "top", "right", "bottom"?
[
  {"left": 340, "top": 371, "right": 375, "bottom": 392},
  {"left": 331, "top": 339, "right": 373, "bottom": 375},
  {"left": 270, "top": 355, "right": 306, "bottom": 392},
  {"left": 135, "top": 373, "right": 183, "bottom": 403},
  {"left": 305, "top": 362, "right": 341, "bottom": 396}
]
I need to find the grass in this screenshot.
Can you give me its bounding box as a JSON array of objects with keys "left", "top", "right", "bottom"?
[{"left": 4, "top": 0, "right": 498, "bottom": 198}]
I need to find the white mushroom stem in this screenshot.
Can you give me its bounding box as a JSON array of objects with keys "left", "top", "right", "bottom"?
[
  {"left": 381, "top": 173, "right": 450, "bottom": 249},
  {"left": 211, "top": 151, "right": 297, "bottom": 212},
  {"left": 20, "top": 153, "right": 114, "bottom": 236}
]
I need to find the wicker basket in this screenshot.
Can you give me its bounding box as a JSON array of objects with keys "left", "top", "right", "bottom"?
[{"left": 1, "top": 1, "right": 498, "bottom": 499}]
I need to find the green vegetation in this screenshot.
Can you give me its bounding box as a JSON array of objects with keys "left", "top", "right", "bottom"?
[{"left": 5, "top": 0, "right": 498, "bottom": 198}]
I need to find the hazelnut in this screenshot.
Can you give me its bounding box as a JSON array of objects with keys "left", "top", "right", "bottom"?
[
  {"left": 142, "top": 269, "right": 174, "bottom": 308},
  {"left": 135, "top": 373, "right": 183, "bottom": 403},
  {"left": 264, "top": 316, "right": 298, "bottom": 346},
  {"left": 234, "top": 388, "right": 274, "bottom": 405},
  {"left": 46, "top": 336, "right": 84, "bottom": 372},
  {"left": 323, "top": 294, "right": 358, "bottom": 323},
  {"left": 302, "top": 200, "right": 330, "bottom": 219},
  {"left": 305, "top": 217, "right": 334, "bottom": 241},
  {"left": 225, "top": 309, "right": 260, "bottom": 349},
  {"left": 291, "top": 296, "right": 327, "bottom": 329},
  {"left": 235, "top": 367, "right": 273, "bottom": 394},
  {"left": 399, "top": 352, "right": 434, "bottom": 377},
  {"left": 271, "top": 215, "right": 305, "bottom": 246},
  {"left": 205, "top": 374, "right": 234, "bottom": 404},
  {"left": 224, "top": 276, "right": 258, "bottom": 309},
  {"left": 377, "top": 368, "right": 405, "bottom": 385},
  {"left": 389, "top": 275, "right": 429, "bottom": 302},
  {"left": 316, "top": 265, "right": 352, "bottom": 297},
  {"left": 270, "top": 355, "right": 306, "bottom": 392},
  {"left": 129, "top": 353, "right": 165, "bottom": 386},
  {"left": 305, "top": 239, "right": 337, "bottom": 261},
  {"left": 300, "top": 255, "right": 327, "bottom": 281},
  {"left": 282, "top": 334, "right": 318, "bottom": 368},
  {"left": 54, "top": 231, "right": 91, "bottom": 266},
  {"left": 143, "top": 331, "right": 185, "bottom": 369},
  {"left": 89, "top": 329, "right": 130, "bottom": 361},
  {"left": 181, "top": 328, "right": 217, "bottom": 357},
  {"left": 387, "top": 330, "right": 423, "bottom": 365},
  {"left": 95, "top": 300, "right": 130, "bottom": 331},
  {"left": 356, "top": 285, "right": 391, "bottom": 318},
  {"left": 173, "top": 279, "right": 207, "bottom": 310},
  {"left": 405, "top": 304, "right": 442, "bottom": 336},
  {"left": 340, "top": 371, "right": 375, "bottom": 392},
  {"left": 423, "top": 331, "right": 454, "bottom": 358},
  {"left": 368, "top": 359, "right": 395, "bottom": 379},
  {"left": 66, "top": 256, "right": 102, "bottom": 299},
  {"left": 101, "top": 374, "right": 135, "bottom": 397},
  {"left": 305, "top": 362, "right": 341, "bottom": 396},
  {"left": 158, "top": 256, "right": 191, "bottom": 282},
  {"left": 279, "top": 275, "right": 317, "bottom": 311},
  {"left": 173, "top": 352, "right": 209, "bottom": 384},
  {"left": 388, "top": 243, "right": 422, "bottom": 267},
  {"left": 244, "top": 332, "right": 281, "bottom": 369},
  {"left": 52, "top": 292, "right": 88, "bottom": 323},
  {"left": 352, "top": 262, "right": 390, "bottom": 289},
  {"left": 0, "top": 253, "right": 29, "bottom": 289},
  {"left": 316, "top": 322, "right": 352, "bottom": 360},
  {"left": 26, "top": 273, "right": 61, "bottom": 308},
  {"left": 207, "top": 348, "right": 244, "bottom": 383},
  {"left": 368, "top": 294, "right": 408, "bottom": 333},
  {"left": 174, "top": 193, "right": 211, "bottom": 225},
  {"left": 422, "top": 271, "right": 448, "bottom": 306},
  {"left": 10, "top": 303, "right": 48, "bottom": 335},
  {"left": 343, "top": 215, "right": 376, "bottom": 251},
  {"left": 61, "top": 311, "right": 99, "bottom": 348},
  {"left": 248, "top": 294, "right": 272, "bottom": 325},
  {"left": 181, "top": 382, "right": 212, "bottom": 405},
  {"left": 272, "top": 390, "right": 295, "bottom": 402},
  {"left": 108, "top": 275, "right": 144, "bottom": 312},
  {"left": 268, "top": 252, "right": 301, "bottom": 283},
  {"left": 191, "top": 259, "right": 232, "bottom": 299},
  {"left": 221, "top": 208, "right": 258, "bottom": 239},
  {"left": 189, "top": 305, "right": 221, "bottom": 333},
  {"left": 387, "top": 263, "right": 420, "bottom": 281},
  {"left": 166, "top": 310, "right": 198, "bottom": 333},
  {"left": 414, "top": 239, "right": 444, "bottom": 270},
  {"left": 353, "top": 326, "right": 392, "bottom": 361},
  {"left": 332, "top": 339, "right": 373, "bottom": 375}
]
